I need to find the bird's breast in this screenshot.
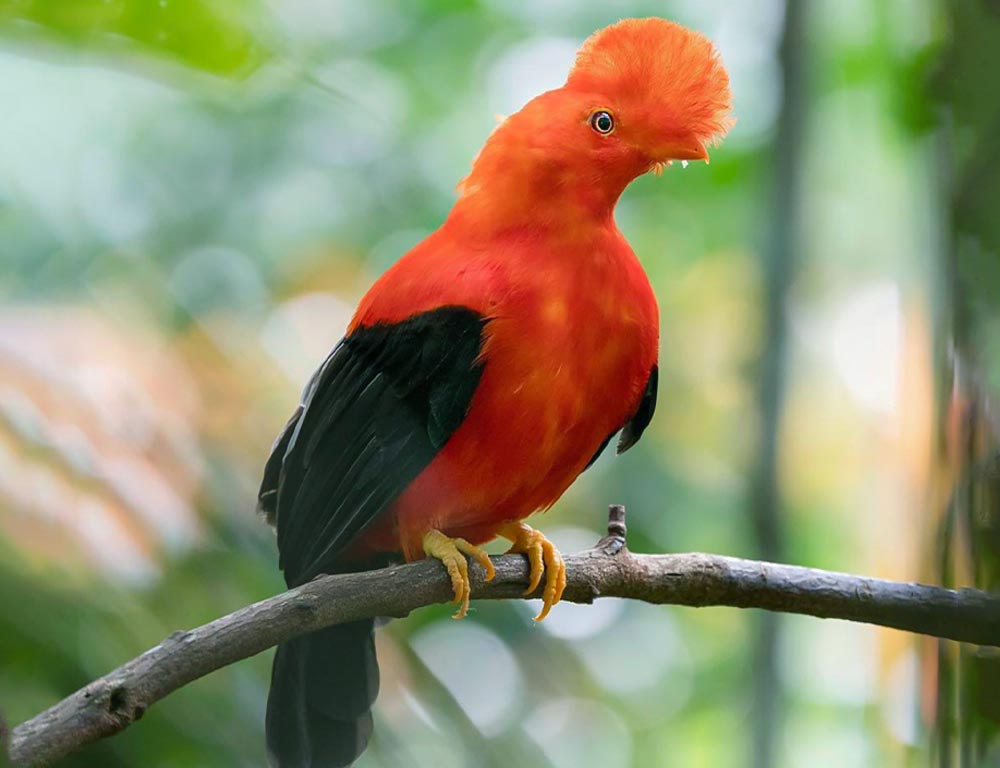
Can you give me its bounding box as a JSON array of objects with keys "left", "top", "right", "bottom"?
[{"left": 481, "top": 246, "right": 658, "bottom": 451}]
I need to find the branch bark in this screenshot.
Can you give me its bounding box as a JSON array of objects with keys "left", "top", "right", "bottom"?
[{"left": 6, "top": 505, "right": 1000, "bottom": 766}]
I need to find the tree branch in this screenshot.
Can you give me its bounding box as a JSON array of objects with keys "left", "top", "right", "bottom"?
[{"left": 6, "top": 505, "right": 1000, "bottom": 766}]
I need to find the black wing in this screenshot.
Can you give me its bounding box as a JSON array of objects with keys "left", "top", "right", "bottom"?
[
  {"left": 258, "top": 306, "right": 488, "bottom": 587},
  {"left": 586, "top": 364, "right": 659, "bottom": 469},
  {"left": 617, "top": 364, "right": 658, "bottom": 453}
]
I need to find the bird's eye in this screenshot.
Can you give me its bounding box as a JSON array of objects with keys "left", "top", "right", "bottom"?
[{"left": 589, "top": 110, "right": 615, "bottom": 135}]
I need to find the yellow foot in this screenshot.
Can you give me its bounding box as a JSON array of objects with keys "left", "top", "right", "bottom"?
[
  {"left": 499, "top": 522, "right": 566, "bottom": 621},
  {"left": 422, "top": 529, "right": 495, "bottom": 619}
]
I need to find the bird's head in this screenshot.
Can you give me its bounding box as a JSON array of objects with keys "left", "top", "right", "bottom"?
[
  {"left": 564, "top": 17, "right": 733, "bottom": 171},
  {"left": 456, "top": 18, "right": 733, "bottom": 227}
]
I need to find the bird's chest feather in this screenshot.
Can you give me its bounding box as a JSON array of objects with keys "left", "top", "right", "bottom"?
[
  {"left": 452, "top": 241, "right": 659, "bottom": 498},
  {"left": 484, "top": 256, "right": 654, "bottom": 434}
]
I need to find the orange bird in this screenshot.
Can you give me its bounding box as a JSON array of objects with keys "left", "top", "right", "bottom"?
[{"left": 259, "top": 17, "right": 731, "bottom": 768}]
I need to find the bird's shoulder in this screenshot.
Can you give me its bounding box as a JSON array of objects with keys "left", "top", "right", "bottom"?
[{"left": 353, "top": 235, "right": 517, "bottom": 328}]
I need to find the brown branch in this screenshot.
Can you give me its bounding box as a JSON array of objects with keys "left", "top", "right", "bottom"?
[{"left": 6, "top": 505, "right": 1000, "bottom": 766}]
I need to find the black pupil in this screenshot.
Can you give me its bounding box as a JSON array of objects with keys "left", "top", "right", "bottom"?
[{"left": 593, "top": 112, "right": 613, "bottom": 133}]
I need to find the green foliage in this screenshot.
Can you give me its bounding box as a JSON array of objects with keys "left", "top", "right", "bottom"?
[{"left": 0, "top": 0, "right": 269, "bottom": 77}]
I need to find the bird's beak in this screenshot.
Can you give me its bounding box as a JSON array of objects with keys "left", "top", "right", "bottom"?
[{"left": 660, "top": 139, "right": 710, "bottom": 163}]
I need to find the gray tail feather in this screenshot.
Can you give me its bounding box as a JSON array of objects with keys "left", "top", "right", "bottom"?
[{"left": 266, "top": 620, "right": 378, "bottom": 768}]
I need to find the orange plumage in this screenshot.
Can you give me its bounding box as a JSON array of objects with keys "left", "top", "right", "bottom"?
[
  {"left": 351, "top": 17, "right": 732, "bottom": 560},
  {"left": 262, "top": 18, "right": 731, "bottom": 768}
]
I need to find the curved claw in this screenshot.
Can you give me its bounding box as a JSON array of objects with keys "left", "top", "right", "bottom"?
[
  {"left": 422, "top": 529, "right": 495, "bottom": 619},
  {"left": 499, "top": 522, "right": 567, "bottom": 621}
]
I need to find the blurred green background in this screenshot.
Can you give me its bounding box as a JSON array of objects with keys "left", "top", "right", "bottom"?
[{"left": 2, "top": 1, "right": 999, "bottom": 766}]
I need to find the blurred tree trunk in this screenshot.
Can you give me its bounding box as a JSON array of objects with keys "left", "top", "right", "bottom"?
[
  {"left": 748, "top": 1, "right": 806, "bottom": 766},
  {"left": 928, "top": 1, "right": 1000, "bottom": 765}
]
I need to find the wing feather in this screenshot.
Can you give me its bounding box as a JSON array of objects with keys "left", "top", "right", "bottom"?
[
  {"left": 585, "top": 364, "right": 659, "bottom": 471},
  {"left": 259, "top": 307, "right": 488, "bottom": 587},
  {"left": 617, "top": 364, "right": 658, "bottom": 453}
]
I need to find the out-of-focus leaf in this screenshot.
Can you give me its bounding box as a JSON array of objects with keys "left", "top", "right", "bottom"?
[{"left": 0, "top": 0, "right": 270, "bottom": 77}]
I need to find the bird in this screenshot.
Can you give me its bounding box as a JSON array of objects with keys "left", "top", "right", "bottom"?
[{"left": 258, "top": 16, "right": 732, "bottom": 768}]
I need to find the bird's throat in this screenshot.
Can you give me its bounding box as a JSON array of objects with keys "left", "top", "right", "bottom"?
[{"left": 449, "top": 158, "right": 635, "bottom": 238}]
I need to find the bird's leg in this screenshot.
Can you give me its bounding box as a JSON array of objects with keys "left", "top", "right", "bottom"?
[
  {"left": 498, "top": 522, "right": 567, "bottom": 621},
  {"left": 422, "top": 529, "right": 495, "bottom": 619}
]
